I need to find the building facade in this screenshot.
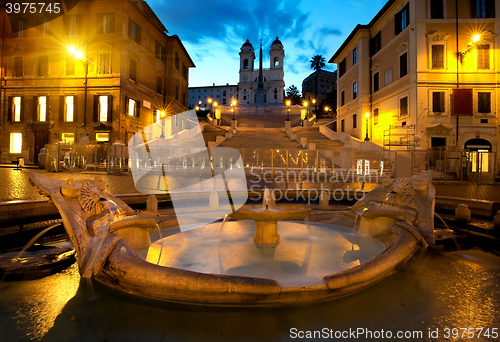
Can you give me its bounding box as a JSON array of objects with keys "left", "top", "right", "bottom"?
[
  {"left": 330, "top": 0, "right": 498, "bottom": 159},
  {"left": 188, "top": 84, "right": 238, "bottom": 109},
  {"left": 0, "top": 0, "right": 194, "bottom": 163},
  {"left": 301, "top": 69, "right": 337, "bottom": 105}
]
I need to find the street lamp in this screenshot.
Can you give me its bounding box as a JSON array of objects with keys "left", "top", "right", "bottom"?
[
  {"left": 364, "top": 112, "right": 370, "bottom": 141},
  {"left": 312, "top": 99, "right": 316, "bottom": 115},
  {"left": 68, "top": 46, "right": 89, "bottom": 128},
  {"left": 213, "top": 102, "right": 219, "bottom": 125},
  {"left": 231, "top": 99, "right": 237, "bottom": 120},
  {"left": 460, "top": 33, "right": 482, "bottom": 62},
  {"left": 208, "top": 98, "right": 212, "bottom": 113},
  {"left": 302, "top": 101, "right": 308, "bottom": 126},
  {"left": 286, "top": 100, "right": 291, "bottom": 121}
]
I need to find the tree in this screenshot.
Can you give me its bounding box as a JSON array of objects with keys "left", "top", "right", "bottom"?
[
  {"left": 310, "top": 55, "right": 326, "bottom": 112},
  {"left": 285, "top": 85, "right": 302, "bottom": 105}
]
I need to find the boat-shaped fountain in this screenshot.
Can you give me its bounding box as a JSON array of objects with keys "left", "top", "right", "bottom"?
[{"left": 28, "top": 171, "right": 435, "bottom": 306}]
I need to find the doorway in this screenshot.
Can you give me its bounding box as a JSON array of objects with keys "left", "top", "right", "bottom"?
[{"left": 34, "top": 130, "right": 49, "bottom": 164}]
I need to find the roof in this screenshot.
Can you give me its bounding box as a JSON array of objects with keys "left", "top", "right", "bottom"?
[
  {"left": 242, "top": 39, "right": 254, "bottom": 48},
  {"left": 168, "top": 35, "right": 196, "bottom": 67},
  {"left": 271, "top": 37, "right": 282, "bottom": 46},
  {"left": 329, "top": 0, "right": 398, "bottom": 63}
]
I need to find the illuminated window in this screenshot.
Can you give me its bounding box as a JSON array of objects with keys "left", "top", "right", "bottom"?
[
  {"left": 477, "top": 45, "right": 490, "bottom": 69},
  {"left": 127, "top": 98, "right": 136, "bottom": 116},
  {"left": 65, "top": 96, "right": 74, "bottom": 122},
  {"left": 99, "top": 96, "right": 108, "bottom": 121},
  {"left": 156, "top": 110, "right": 162, "bottom": 123},
  {"left": 96, "top": 132, "right": 109, "bottom": 142},
  {"left": 39, "top": 96, "right": 47, "bottom": 121},
  {"left": 13, "top": 96, "right": 22, "bottom": 122},
  {"left": 352, "top": 82, "right": 357, "bottom": 100},
  {"left": 10, "top": 133, "right": 22, "bottom": 153},
  {"left": 62, "top": 133, "right": 75, "bottom": 144}
]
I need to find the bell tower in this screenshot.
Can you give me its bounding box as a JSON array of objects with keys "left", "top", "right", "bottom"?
[
  {"left": 269, "top": 37, "right": 284, "bottom": 69},
  {"left": 239, "top": 39, "right": 255, "bottom": 71}
]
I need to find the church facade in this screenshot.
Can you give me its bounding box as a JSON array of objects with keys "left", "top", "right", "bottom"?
[{"left": 237, "top": 38, "right": 285, "bottom": 106}]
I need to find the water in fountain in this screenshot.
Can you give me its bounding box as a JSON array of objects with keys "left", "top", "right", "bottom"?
[
  {"left": 434, "top": 212, "right": 460, "bottom": 250},
  {"left": 154, "top": 223, "right": 163, "bottom": 266},
  {"left": 0, "top": 223, "right": 62, "bottom": 286}
]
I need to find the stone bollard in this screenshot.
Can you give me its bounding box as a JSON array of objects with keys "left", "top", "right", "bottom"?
[
  {"left": 146, "top": 195, "right": 158, "bottom": 213},
  {"left": 494, "top": 211, "right": 500, "bottom": 231},
  {"left": 455, "top": 204, "right": 471, "bottom": 223},
  {"left": 231, "top": 120, "right": 237, "bottom": 131},
  {"left": 320, "top": 191, "right": 329, "bottom": 207},
  {"left": 285, "top": 120, "right": 291, "bottom": 130},
  {"left": 209, "top": 191, "right": 219, "bottom": 210}
]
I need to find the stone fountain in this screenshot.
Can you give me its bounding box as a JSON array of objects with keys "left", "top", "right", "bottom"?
[{"left": 28, "top": 171, "right": 435, "bottom": 305}]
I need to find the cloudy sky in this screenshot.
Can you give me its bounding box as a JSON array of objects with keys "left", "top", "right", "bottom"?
[{"left": 147, "top": 0, "right": 387, "bottom": 90}]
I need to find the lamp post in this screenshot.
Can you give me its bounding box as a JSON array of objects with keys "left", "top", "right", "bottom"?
[
  {"left": 68, "top": 46, "right": 89, "bottom": 131},
  {"left": 208, "top": 98, "right": 212, "bottom": 113},
  {"left": 231, "top": 99, "right": 237, "bottom": 120},
  {"left": 286, "top": 100, "right": 291, "bottom": 121},
  {"left": 160, "top": 111, "right": 166, "bottom": 139},
  {"left": 312, "top": 99, "right": 316, "bottom": 116},
  {"left": 213, "top": 102, "right": 219, "bottom": 125},
  {"left": 364, "top": 112, "right": 370, "bottom": 141},
  {"left": 303, "top": 101, "right": 308, "bottom": 126}
]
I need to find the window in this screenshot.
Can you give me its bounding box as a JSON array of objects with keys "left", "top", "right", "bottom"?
[
  {"left": 339, "top": 58, "right": 346, "bottom": 77},
  {"left": 64, "top": 15, "right": 80, "bottom": 35},
  {"left": 128, "top": 19, "right": 141, "bottom": 44},
  {"left": 432, "top": 92, "right": 445, "bottom": 112},
  {"left": 99, "top": 53, "right": 110, "bottom": 75},
  {"left": 340, "top": 91, "right": 345, "bottom": 106},
  {"left": 175, "top": 84, "right": 179, "bottom": 101},
  {"left": 353, "top": 114, "right": 357, "bottom": 129},
  {"left": 183, "top": 64, "right": 188, "bottom": 80},
  {"left": 129, "top": 59, "right": 137, "bottom": 81},
  {"left": 274, "top": 57, "right": 279, "bottom": 67},
  {"left": 243, "top": 59, "right": 249, "bottom": 69},
  {"left": 353, "top": 48, "right": 357, "bottom": 65},
  {"left": 65, "top": 96, "right": 75, "bottom": 122},
  {"left": 39, "top": 55, "right": 48, "bottom": 76},
  {"left": 11, "top": 96, "right": 22, "bottom": 122},
  {"left": 472, "top": 0, "right": 495, "bottom": 18},
  {"left": 400, "top": 96, "right": 408, "bottom": 116},
  {"left": 352, "top": 82, "right": 357, "bottom": 100},
  {"left": 96, "top": 132, "right": 109, "bottom": 142},
  {"left": 374, "top": 108, "right": 379, "bottom": 125},
  {"left": 127, "top": 98, "right": 139, "bottom": 117},
  {"left": 384, "top": 68, "right": 393, "bottom": 86},
  {"left": 99, "top": 96, "right": 109, "bottom": 121},
  {"left": 478, "top": 92, "right": 491, "bottom": 113},
  {"left": 431, "top": 45, "right": 444, "bottom": 69},
  {"left": 477, "top": 45, "right": 490, "bottom": 69},
  {"left": 370, "top": 32, "right": 381, "bottom": 56},
  {"left": 157, "top": 76, "right": 163, "bottom": 95},
  {"left": 97, "top": 13, "right": 115, "bottom": 34},
  {"left": 14, "top": 57, "right": 23, "bottom": 77},
  {"left": 341, "top": 119, "right": 345, "bottom": 132},
  {"left": 399, "top": 52, "right": 408, "bottom": 77},
  {"left": 10, "top": 133, "right": 22, "bottom": 154},
  {"left": 155, "top": 42, "right": 166, "bottom": 63},
  {"left": 37, "top": 17, "right": 49, "bottom": 36},
  {"left": 62, "top": 133, "right": 75, "bottom": 144},
  {"left": 13, "top": 19, "right": 24, "bottom": 38},
  {"left": 38, "top": 96, "right": 47, "bottom": 121},
  {"left": 66, "top": 56, "right": 75, "bottom": 75},
  {"left": 395, "top": 3, "right": 410, "bottom": 35},
  {"left": 175, "top": 53, "right": 179, "bottom": 70},
  {"left": 373, "top": 72, "right": 379, "bottom": 92},
  {"left": 430, "top": 0, "right": 444, "bottom": 18}
]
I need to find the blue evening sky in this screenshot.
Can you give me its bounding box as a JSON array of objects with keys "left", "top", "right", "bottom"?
[{"left": 147, "top": 0, "right": 387, "bottom": 90}]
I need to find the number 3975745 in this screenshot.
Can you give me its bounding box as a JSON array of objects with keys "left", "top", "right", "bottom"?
[{"left": 5, "top": 3, "right": 61, "bottom": 14}]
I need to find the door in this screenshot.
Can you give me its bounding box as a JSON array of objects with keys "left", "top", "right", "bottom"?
[
  {"left": 430, "top": 137, "right": 446, "bottom": 169},
  {"left": 34, "top": 130, "right": 49, "bottom": 164}
]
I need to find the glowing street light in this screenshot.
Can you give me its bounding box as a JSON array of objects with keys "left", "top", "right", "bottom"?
[
  {"left": 286, "top": 100, "right": 291, "bottom": 121},
  {"left": 364, "top": 112, "right": 370, "bottom": 141},
  {"left": 67, "top": 45, "right": 89, "bottom": 127},
  {"left": 160, "top": 111, "right": 166, "bottom": 138},
  {"left": 472, "top": 34, "right": 481, "bottom": 42},
  {"left": 460, "top": 33, "right": 482, "bottom": 62}
]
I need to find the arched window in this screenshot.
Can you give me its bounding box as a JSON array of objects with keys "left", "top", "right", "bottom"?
[
  {"left": 243, "top": 59, "right": 249, "bottom": 69},
  {"left": 274, "top": 57, "right": 279, "bottom": 67}
]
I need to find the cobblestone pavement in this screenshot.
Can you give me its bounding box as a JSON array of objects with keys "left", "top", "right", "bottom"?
[{"left": 1, "top": 167, "right": 499, "bottom": 203}]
